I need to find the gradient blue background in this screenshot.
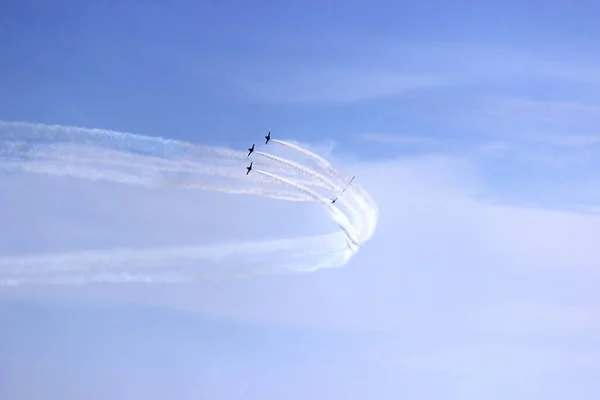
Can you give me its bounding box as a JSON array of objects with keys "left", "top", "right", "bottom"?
[{"left": 2, "top": 0, "right": 600, "bottom": 398}]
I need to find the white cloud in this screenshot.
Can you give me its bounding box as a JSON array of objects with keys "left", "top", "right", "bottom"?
[
  {"left": 479, "top": 97, "right": 600, "bottom": 125},
  {"left": 522, "top": 131, "right": 600, "bottom": 147},
  {"left": 355, "top": 132, "right": 441, "bottom": 145},
  {"left": 2, "top": 136, "right": 600, "bottom": 399},
  {"left": 232, "top": 66, "right": 439, "bottom": 104},
  {"left": 222, "top": 41, "right": 600, "bottom": 104},
  {"left": 5, "top": 149, "right": 597, "bottom": 331}
]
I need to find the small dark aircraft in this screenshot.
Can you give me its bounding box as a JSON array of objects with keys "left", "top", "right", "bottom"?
[
  {"left": 342, "top": 176, "right": 356, "bottom": 192},
  {"left": 247, "top": 144, "right": 255, "bottom": 156},
  {"left": 331, "top": 197, "right": 337, "bottom": 203},
  {"left": 265, "top": 131, "right": 271, "bottom": 144},
  {"left": 246, "top": 162, "right": 253, "bottom": 175}
]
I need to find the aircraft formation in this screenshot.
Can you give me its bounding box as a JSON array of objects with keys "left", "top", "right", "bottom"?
[{"left": 245, "top": 131, "right": 355, "bottom": 203}]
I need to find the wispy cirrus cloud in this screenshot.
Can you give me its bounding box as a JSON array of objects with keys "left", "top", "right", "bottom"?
[
  {"left": 359, "top": 93, "right": 600, "bottom": 156},
  {"left": 355, "top": 132, "right": 442, "bottom": 145},
  {"left": 478, "top": 97, "right": 600, "bottom": 125},
  {"left": 225, "top": 40, "right": 600, "bottom": 104},
  {"left": 231, "top": 66, "right": 440, "bottom": 104},
  {"left": 517, "top": 131, "right": 600, "bottom": 148}
]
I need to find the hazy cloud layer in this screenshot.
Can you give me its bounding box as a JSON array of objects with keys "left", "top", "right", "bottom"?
[
  {"left": 2, "top": 1, "right": 600, "bottom": 398},
  {"left": 2, "top": 144, "right": 599, "bottom": 398}
]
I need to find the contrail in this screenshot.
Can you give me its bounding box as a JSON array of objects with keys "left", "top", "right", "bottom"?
[
  {"left": 3, "top": 140, "right": 335, "bottom": 196},
  {"left": 255, "top": 151, "right": 340, "bottom": 191},
  {"left": 0, "top": 121, "right": 242, "bottom": 162},
  {"left": 267, "top": 142, "right": 377, "bottom": 240},
  {"left": 2, "top": 157, "right": 327, "bottom": 201},
  {"left": 271, "top": 139, "right": 369, "bottom": 202},
  {"left": 165, "top": 182, "right": 316, "bottom": 202},
  {"left": 273, "top": 139, "right": 343, "bottom": 179},
  {"left": 273, "top": 138, "right": 379, "bottom": 243},
  {"left": 5, "top": 141, "right": 318, "bottom": 186},
  {"left": 0, "top": 122, "right": 377, "bottom": 285},
  {"left": 254, "top": 169, "right": 359, "bottom": 247},
  {"left": 0, "top": 233, "right": 352, "bottom": 285},
  {"left": 254, "top": 150, "right": 366, "bottom": 228}
]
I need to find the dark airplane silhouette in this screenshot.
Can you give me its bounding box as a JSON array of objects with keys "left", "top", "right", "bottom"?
[
  {"left": 342, "top": 176, "right": 355, "bottom": 192},
  {"left": 246, "top": 162, "right": 253, "bottom": 175},
  {"left": 331, "top": 197, "right": 337, "bottom": 203},
  {"left": 247, "top": 144, "right": 255, "bottom": 156},
  {"left": 265, "top": 131, "right": 271, "bottom": 144}
]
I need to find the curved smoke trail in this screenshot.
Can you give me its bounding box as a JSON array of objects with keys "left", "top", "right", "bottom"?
[
  {"left": 273, "top": 139, "right": 378, "bottom": 243},
  {"left": 0, "top": 121, "right": 378, "bottom": 285},
  {"left": 254, "top": 151, "right": 366, "bottom": 226},
  {"left": 253, "top": 169, "right": 359, "bottom": 247}
]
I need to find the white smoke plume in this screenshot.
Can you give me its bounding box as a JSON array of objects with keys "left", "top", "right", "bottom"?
[{"left": 0, "top": 121, "right": 378, "bottom": 285}]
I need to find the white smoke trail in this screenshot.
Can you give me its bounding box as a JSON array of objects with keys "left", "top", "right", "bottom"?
[
  {"left": 273, "top": 139, "right": 379, "bottom": 243},
  {"left": 0, "top": 121, "right": 241, "bottom": 162},
  {"left": 0, "top": 122, "right": 377, "bottom": 285},
  {"left": 5, "top": 140, "right": 324, "bottom": 188},
  {"left": 272, "top": 138, "right": 348, "bottom": 183},
  {"left": 0, "top": 233, "right": 351, "bottom": 285},
  {"left": 254, "top": 150, "right": 367, "bottom": 230},
  {"left": 2, "top": 157, "right": 327, "bottom": 201},
  {"left": 254, "top": 169, "right": 359, "bottom": 247},
  {"left": 255, "top": 151, "right": 340, "bottom": 191},
  {"left": 2, "top": 141, "right": 332, "bottom": 202}
]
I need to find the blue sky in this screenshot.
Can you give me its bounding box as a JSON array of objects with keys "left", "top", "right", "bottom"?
[{"left": 2, "top": 0, "right": 600, "bottom": 398}]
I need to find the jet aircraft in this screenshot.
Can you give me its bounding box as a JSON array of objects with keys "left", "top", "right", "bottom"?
[
  {"left": 342, "top": 176, "right": 356, "bottom": 192},
  {"left": 331, "top": 176, "right": 356, "bottom": 203},
  {"left": 247, "top": 143, "right": 255, "bottom": 156},
  {"left": 246, "top": 162, "right": 253, "bottom": 175},
  {"left": 265, "top": 131, "right": 271, "bottom": 144}
]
